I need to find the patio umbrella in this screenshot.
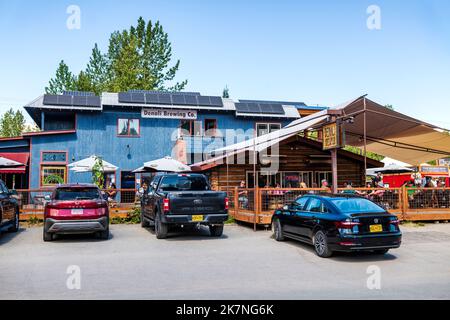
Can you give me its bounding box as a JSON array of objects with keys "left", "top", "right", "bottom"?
[
  {"left": 68, "top": 155, "right": 118, "bottom": 172},
  {"left": 0, "top": 156, "right": 24, "bottom": 167},
  {"left": 375, "top": 164, "right": 413, "bottom": 174},
  {"left": 133, "top": 156, "right": 191, "bottom": 173}
]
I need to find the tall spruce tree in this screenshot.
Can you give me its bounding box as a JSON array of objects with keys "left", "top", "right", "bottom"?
[
  {"left": 45, "top": 60, "right": 77, "bottom": 94},
  {"left": 0, "top": 108, "right": 26, "bottom": 137},
  {"left": 45, "top": 17, "right": 187, "bottom": 94}
]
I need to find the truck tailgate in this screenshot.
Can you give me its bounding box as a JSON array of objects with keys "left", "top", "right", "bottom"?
[{"left": 168, "top": 191, "right": 227, "bottom": 215}]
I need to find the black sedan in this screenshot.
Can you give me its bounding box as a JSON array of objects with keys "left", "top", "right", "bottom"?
[{"left": 272, "top": 194, "right": 402, "bottom": 258}]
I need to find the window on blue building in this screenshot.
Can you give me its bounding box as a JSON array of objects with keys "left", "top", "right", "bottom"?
[
  {"left": 180, "top": 120, "right": 202, "bottom": 137},
  {"left": 118, "top": 119, "right": 140, "bottom": 137},
  {"left": 256, "top": 123, "right": 281, "bottom": 137},
  {"left": 204, "top": 119, "right": 217, "bottom": 136}
]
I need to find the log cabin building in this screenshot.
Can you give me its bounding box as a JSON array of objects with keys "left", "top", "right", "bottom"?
[{"left": 193, "top": 135, "right": 382, "bottom": 189}]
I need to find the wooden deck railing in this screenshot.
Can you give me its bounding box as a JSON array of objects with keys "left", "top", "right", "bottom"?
[{"left": 218, "top": 186, "right": 450, "bottom": 226}]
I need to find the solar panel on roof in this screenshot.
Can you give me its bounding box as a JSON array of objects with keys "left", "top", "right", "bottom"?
[
  {"left": 86, "top": 96, "right": 101, "bottom": 108},
  {"left": 57, "top": 95, "right": 73, "bottom": 106},
  {"left": 259, "top": 104, "right": 273, "bottom": 113},
  {"left": 158, "top": 93, "right": 172, "bottom": 104},
  {"left": 130, "top": 92, "right": 145, "bottom": 104},
  {"left": 197, "top": 96, "right": 211, "bottom": 106},
  {"left": 235, "top": 102, "right": 285, "bottom": 115},
  {"left": 43, "top": 95, "right": 59, "bottom": 105},
  {"left": 269, "top": 104, "right": 285, "bottom": 114},
  {"left": 184, "top": 95, "right": 198, "bottom": 106},
  {"left": 235, "top": 103, "right": 250, "bottom": 113},
  {"left": 72, "top": 96, "right": 87, "bottom": 106},
  {"left": 42, "top": 94, "right": 101, "bottom": 108},
  {"left": 171, "top": 94, "right": 186, "bottom": 105},
  {"left": 128, "top": 89, "right": 201, "bottom": 96},
  {"left": 209, "top": 96, "right": 223, "bottom": 107},
  {"left": 118, "top": 92, "right": 133, "bottom": 103},
  {"left": 144, "top": 93, "right": 159, "bottom": 104},
  {"left": 63, "top": 91, "right": 95, "bottom": 96}
]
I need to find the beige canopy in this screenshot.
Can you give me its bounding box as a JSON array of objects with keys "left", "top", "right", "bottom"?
[
  {"left": 331, "top": 96, "right": 450, "bottom": 165},
  {"left": 201, "top": 95, "right": 450, "bottom": 167}
]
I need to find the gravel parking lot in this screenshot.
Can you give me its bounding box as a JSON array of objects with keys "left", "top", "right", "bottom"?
[{"left": 1, "top": 223, "right": 450, "bottom": 299}]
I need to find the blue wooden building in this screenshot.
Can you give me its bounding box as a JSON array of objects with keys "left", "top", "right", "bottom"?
[{"left": 0, "top": 90, "right": 325, "bottom": 190}]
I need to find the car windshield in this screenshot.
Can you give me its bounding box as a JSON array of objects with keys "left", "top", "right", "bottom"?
[
  {"left": 54, "top": 188, "right": 100, "bottom": 200},
  {"left": 330, "top": 197, "right": 385, "bottom": 214},
  {"left": 159, "top": 175, "right": 210, "bottom": 191}
]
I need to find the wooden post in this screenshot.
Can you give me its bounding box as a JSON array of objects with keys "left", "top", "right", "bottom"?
[
  {"left": 254, "top": 187, "right": 259, "bottom": 231},
  {"left": 331, "top": 148, "right": 338, "bottom": 193},
  {"left": 363, "top": 97, "right": 368, "bottom": 185},
  {"left": 234, "top": 186, "right": 239, "bottom": 219}
]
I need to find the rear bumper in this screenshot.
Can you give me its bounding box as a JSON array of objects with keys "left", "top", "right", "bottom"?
[
  {"left": 44, "top": 217, "right": 109, "bottom": 234},
  {"left": 328, "top": 232, "right": 402, "bottom": 252},
  {"left": 161, "top": 213, "right": 228, "bottom": 225}
]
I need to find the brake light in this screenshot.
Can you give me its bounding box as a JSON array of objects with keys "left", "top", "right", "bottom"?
[
  {"left": 334, "top": 220, "right": 362, "bottom": 229},
  {"left": 97, "top": 207, "right": 107, "bottom": 216},
  {"left": 48, "top": 208, "right": 59, "bottom": 217},
  {"left": 225, "top": 197, "right": 229, "bottom": 210},
  {"left": 163, "top": 198, "right": 170, "bottom": 213},
  {"left": 389, "top": 218, "right": 400, "bottom": 226}
]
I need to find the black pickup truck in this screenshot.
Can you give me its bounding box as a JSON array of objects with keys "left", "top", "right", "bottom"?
[{"left": 140, "top": 173, "right": 228, "bottom": 239}]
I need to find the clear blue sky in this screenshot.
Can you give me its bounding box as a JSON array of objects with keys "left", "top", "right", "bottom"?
[{"left": 0, "top": 0, "right": 449, "bottom": 128}]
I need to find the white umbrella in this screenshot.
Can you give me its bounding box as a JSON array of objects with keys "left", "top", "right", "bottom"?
[
  {"left": 134, "top": 156, "right": 191, "bottom": 173},
  {"left": 0, "top": 156, "right": 24, "bottom": 167},
  {"left": 375, "top": 164, "right": 413, "bottom": 174},
  {"left": 68, "top": 155, "right": 118, "bottom": 172}
]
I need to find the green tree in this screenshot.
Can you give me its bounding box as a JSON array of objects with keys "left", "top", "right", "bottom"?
[
  {"left": 85, "top": 43, "right": 109, "bottom": 94},
  {"left": 0, "top": 108, "right": 26, "bottom": 137},
  {"left": 75, "top": 71, "right": 94, "bottom": 92},
  {"left": 92, "top": 157, "right": 105, "bottom": 189},
  {"left": 46, "top": 17, "right": 187, "bottom": 93},
  {"left": 222, "top": 86, "right": 230, "bottom": 98},
  {"left": 343, "top": 145, "right": 384, "bottom": 161},
  {"left": 45, "top": 60, "right": 77, "bottom": 94}
]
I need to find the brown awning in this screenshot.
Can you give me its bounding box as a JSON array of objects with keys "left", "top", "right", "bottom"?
[{"left": 335, "top": 96, "right": 450, "bottom": 165}]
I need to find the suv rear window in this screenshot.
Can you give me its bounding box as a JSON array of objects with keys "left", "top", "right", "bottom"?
[
  {"left": 54, "top": 187, "right": 101, "bottom": 200},
  {"left": 159, "top": 175, "right": 210, "bottom": 192}
]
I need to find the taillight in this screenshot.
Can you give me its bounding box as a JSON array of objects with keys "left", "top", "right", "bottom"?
[
  {"left": 48, "top": 208, "right": 59, "bottom": 217},
  {"left": 335, "top": 219, "right": 361, "bottom": 234},
  {"left": 97, "top": 207, "right": 107, "bottom": 216},
  {"left": 334, "top": 220, "right": 362, "bottom": 229},
  {"left": 225, "top": 197, "right": 229, "bottom": 210},
  {"left": 163, "top": 198, "right": 170, "bottom": 213},
  {"left": 389, "top": 218, "right": 400, "bottom": 226}
]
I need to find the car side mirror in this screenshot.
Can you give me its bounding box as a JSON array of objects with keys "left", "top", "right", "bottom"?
[
  {"left": 8, "top": 189, "right": 18, "bottom": 196},
  {"left": 44, "top": 195, "right": 51, "bottom": 201}
]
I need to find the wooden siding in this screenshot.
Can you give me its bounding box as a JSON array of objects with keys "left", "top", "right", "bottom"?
[{"left": 207, "top": 136, "right": 379, "bottom": 188}]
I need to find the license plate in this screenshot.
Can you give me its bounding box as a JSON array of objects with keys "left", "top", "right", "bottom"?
[
  {"left": 191, "top": 215, "right": 204, "bottom": 222},
  {"left": 71, "top": 209, "right": 84, "bottom": 215},
  {"left": 370, "top": 224, "right": 383, "bottom": 233}
]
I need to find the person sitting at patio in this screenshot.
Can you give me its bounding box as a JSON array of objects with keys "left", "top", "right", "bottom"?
[
  {"left": 372, "top": 172, "right": 383, "bottom": 187},
  {"left": 321, "top": 179, "right": 331, "bottom": 193},
  {"left": 238, "top": 180, "right": 249, "bottom": 209},
  {"left": 300, "top": 181, "right": 308, "bottom": 189},
  {"left": 342, "top": 181, "right": 357, "bottom": 195},
  {"left": 107, "top": 183, "right": 117, "bottom": 202}
]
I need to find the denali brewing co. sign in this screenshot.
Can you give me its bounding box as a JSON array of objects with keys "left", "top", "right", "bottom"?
[{"left": 141, "top": 108, "right": 197, "bottom": 120}]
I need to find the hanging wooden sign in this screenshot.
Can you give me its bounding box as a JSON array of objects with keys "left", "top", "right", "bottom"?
[{"left": 322, "top": 122, "right": 343, "bottom": 150}]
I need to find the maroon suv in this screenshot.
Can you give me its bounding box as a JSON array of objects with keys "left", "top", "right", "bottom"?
[{"left": 43, "top": 184, "right": 109, "bottom": 241}]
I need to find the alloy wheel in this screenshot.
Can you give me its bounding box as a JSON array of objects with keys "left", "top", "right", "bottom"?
[{"left": 315, "top": 232, "right": 326, "bottom": 255}]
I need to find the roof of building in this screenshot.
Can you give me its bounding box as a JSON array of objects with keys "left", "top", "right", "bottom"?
[{"left": 24, "top": 91, "right": 307, "bottom": 125}]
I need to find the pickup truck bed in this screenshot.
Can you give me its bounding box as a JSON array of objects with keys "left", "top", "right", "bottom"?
[{"left": 140, "top": 173, "right": 229, "bottom": 239}]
